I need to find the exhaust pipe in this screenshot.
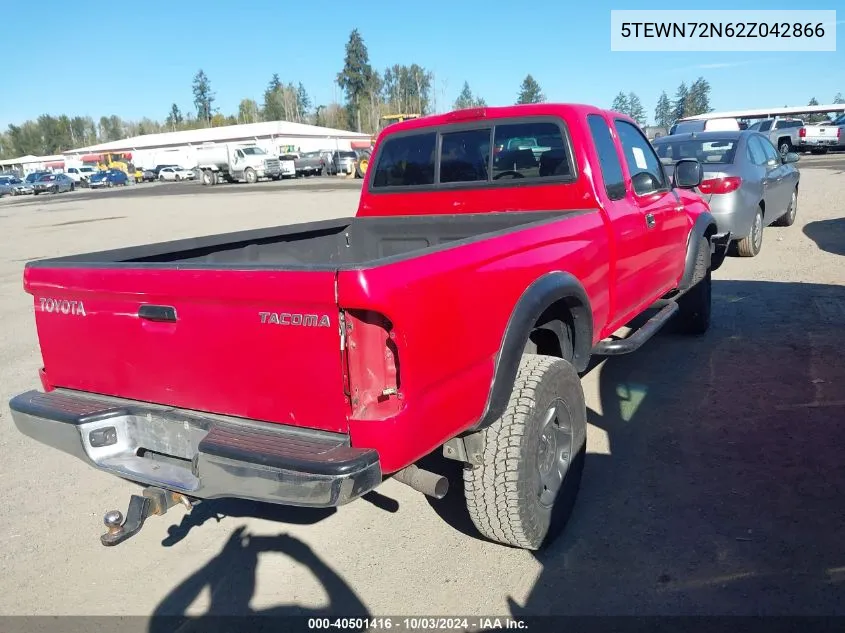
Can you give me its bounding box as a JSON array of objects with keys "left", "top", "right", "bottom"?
[{"left": 392, "top": 464, "right": 449, "bottom": 499}]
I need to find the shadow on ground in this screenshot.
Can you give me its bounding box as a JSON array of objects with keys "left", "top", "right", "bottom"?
[
  {"left": 804, "top": 218, "right": 845, "bottom": 256},
  {"left": 149, "top": 528, "right": 370, "bottom": 633},
  {"left": 510, "top": 279, "right": 845, "bottom": 616},
  {"left": 150, "top": 279, "right": 845, "bottom": 627}
]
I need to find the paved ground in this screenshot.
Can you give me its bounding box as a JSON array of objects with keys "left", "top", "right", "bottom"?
[{"left": 0, "top": 164, "right": 843, "bottom": 622}]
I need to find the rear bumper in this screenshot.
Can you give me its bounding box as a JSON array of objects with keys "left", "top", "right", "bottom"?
[
  {"left": 797, "top": 139, "right": 838, "bottom": 147},
  {"left": 9, "top": 389, "right": 382, "bottom": 508}
]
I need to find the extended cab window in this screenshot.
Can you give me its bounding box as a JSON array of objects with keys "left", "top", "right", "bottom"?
[
  {"left": 372, "top": 132, "right": 436, "bottom": 187},
  {"left": 587, "top": 114, "right": 625, "bottom": 200},
  {"left": 614, "top": 120, "right": 667, "bottom": 195},
  {"left": 440, "top": 128, "right": 490, "bottom": 183},
  {"left": 492, "top": 122, "right": 570, "bottom": 180}
]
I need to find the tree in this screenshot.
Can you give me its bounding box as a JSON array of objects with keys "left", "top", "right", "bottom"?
[
  {"left": 654, "top": 91, "right": 672, "bottom": 129},
  {"left": 684, "top": 77, "right": 711, "bottom": 117},
  {"left": 381, "top": 64, "right": 434, "bottom": 117},
  {"left": 165, "top": 104, "right": 183, "bottom": 130},
  {"left": 337, "top": 29, "right": 374, "bottom": 132},
  {"left": 296, "top": 83, "right": 312, "bottom": 123},
  {"left": 516, "top": 74, "right": 545, "bottom": 104},
  {"left": 192, "top": 69, "right": 215, "bottom": 125},
  {"left": 805, "top": 97, "right": 828, "bottom": 123},
  {"left": 263, "top": 74, "right": 286, "bottom": 121},
  {"left": 627, "top": 92, "right": 646, "bottom": 126},
  {"left": 454, "top": 81, "right": 486, "bottom": 110},
  {"left": 611, "top": 91, "right": 629, "bottom": 114},
  {"left": 237, "top": 98, "right": 260, "bottom": 124},
  {"left": 672, "top": 82, "right": 689, "bottom": 121},
  {"left": 834, "top": 93, "right": 845, "bottom": 104}
]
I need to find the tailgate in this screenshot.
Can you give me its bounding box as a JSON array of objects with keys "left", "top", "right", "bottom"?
[
  {"left": 25, "top": 266, "right": 349, "bottom": 432},
  {"left": 805, "top": 126, "right": 836, "bottom": 140}
]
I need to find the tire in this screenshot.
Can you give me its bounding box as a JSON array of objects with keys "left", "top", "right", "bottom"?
[
  {"left": 676, "top": 237, "right": 711, "bottom": 335},
  {"left": 736, "top": 207, "right": 763, "bottom": 257},
  {"left": 201, "top": 170, "right": 214, "bottom": 186},
  {"left": 159, "top": 175, "right": 166, "bottom": 182},
  {"left": 778, "top": 138, "right": 793, "bottom": 157},
  {"left": 175, "top": 175, "right": 181, "bottom": 182},
  {"left": 464, "top": 354, "right": 587, "bottom": 550},
  {"left": 773, "top": 188, "right": 798, "bottom": 227},
  {"left": 244, "top": 168, "right": 257, "bottom": 184},
  {"left": 70, "top": 183, "right": 75, "bottom": 192},
  {"left": 51, "top": 186, "right": 58, "bottom": 194}
]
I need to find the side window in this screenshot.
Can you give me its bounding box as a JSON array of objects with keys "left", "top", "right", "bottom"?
[
  {"left": 372, "top": 132, "right": 436, "bottom": 188},
  {"left": 614, "top": 119, "right": 667, "bottom": 195},
  {"left": 440, "top": 128, "right": 490, "bottom": 184},
  {"left": 492, "top": 121, "right": 571, "bottom": 180},
  {"left": 759, "top": 137, "right": 780, "bottom": 163},
  {"left": 747, "top": 136, "right": 768, "bottom": 165},
  {"left": 587, "top": 114, "right": 626, "bottom": 200}
]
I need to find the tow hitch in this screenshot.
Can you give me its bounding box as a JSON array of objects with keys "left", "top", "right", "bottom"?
[{"left": 101, "top": 487, "right": 192, "bottom": 547}]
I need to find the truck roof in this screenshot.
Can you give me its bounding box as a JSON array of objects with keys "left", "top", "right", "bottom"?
[{"left": 378, "top": 103, "right": 629, "bottom": 137}]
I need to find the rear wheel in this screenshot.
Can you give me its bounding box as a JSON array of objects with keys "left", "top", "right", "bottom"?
[
  {"left": 773, "top": 188, "right": 798, "bottom": 227},
  {"left": 676, "top": 237, "right": 711, "bottom": 335},
  {"left": 778, "top": 138, "right": 793, "bottom": 157},
  {"left": 736, "top": 207, "right": 763, "bottom": 257},
  {"left": 464, "top": 354, "right": 587, "bottom": 550}
]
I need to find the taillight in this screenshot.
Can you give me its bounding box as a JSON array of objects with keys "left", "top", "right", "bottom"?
[
  {"left": 799, "top": 127, "right": 807, "bottom": 138},
  {"left": 838, "top": 128, "right": 842, "bottom": 140},
  {"left": 698, "top": 176, "right": 742, "bottom": 195},
  {"left": 342, "top": 310, "right": 401, "bottom": 420}
]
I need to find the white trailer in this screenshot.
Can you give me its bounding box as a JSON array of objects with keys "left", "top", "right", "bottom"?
[{"left": 195, "top": 143, "right": 282, "bottom": 185}]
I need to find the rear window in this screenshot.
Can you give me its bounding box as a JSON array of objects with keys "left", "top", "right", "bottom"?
[
  {"left": 653, "top": 138, "right": 738, "bottom": 164},
  {"left": 371, "top": 119, "right": 572, "bottom": 189}
]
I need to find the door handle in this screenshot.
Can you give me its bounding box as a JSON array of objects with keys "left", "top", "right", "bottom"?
[
  {"left": 645, "top": 213, "right": 656, "bottom": 229},
  {"left": 138, "top": 305, "right": 177, "bottom": 322}
]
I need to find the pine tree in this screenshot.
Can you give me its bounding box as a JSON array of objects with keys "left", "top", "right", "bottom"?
[
  {"left": 654, "top": 91, "right": 672, "bottom": 129},
  {"left": 684, "top": 77, "right": 711, "bottom": 117},
  {"left": 337, "top": 29, "right": 374, "bottom": 132},
  {"left": 672, "top": 82, "right": 689, "bottom": 121},
  {"left": 627, "top": 92, "right": 646, "bottom": 126},
  {"left": 516, "top": 74, "right": 545, "bottom": 104},
  {"left": 454, "top": 81, "right": 486, "bottom": 109},
  {"left": 833, "top": 92, "right": 844, "bottom": 104},
  {"left": 192, "top": 70, "right": 215, "bottom": 125},
  {"left": 611, "top": 91, "right": 629, "bottom": 115}
]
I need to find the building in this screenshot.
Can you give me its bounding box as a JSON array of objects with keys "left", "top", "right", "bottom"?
[
  {"left": 62, "top": 120, "right": 373, "bottom": 170},
  {"left": 0, "top": 154, "right": 67, "bottom": 175}
]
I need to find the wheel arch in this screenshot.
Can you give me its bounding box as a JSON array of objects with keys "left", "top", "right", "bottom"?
[
  {"left": 678, "top": 212, "right": 719, "bottom": 291},
  {"left": 471, "top": 271, "right": 593, "bottom": 432}
]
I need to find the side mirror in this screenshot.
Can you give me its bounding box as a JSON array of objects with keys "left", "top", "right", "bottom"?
[
  {"left": 673, "top": 158, "right": 702, "bottom": 189},
  {"left": 783, "top": 152, "right": 800, "bottom": 164}
]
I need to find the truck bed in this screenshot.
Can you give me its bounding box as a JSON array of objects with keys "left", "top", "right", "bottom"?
[{"left": 28, "top": 212, "right": 567, "bottom": 270}]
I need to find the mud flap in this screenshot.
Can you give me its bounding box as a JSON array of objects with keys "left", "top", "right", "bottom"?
[{"left": 710, "top": 232, "right": 732, "bottom": 272}]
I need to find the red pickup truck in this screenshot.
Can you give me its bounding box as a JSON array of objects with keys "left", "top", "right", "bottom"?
[{"left": 10, "top": 104, "right": 729, "bottom": 550}]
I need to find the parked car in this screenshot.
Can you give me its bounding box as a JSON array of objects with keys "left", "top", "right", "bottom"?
[
  {"left": 25, "top": 171, "right": 51, "bottom": 184},
  {"left": 5, "top": 177, "right": 33, "bottom": 196},
  {"left": 158, "top": 167, "right": 194, "bottom": 181},
  {"left": 669, "top": 117, "right": 740, "bottom": 135},
  {"left": 797, "top": 115, "right": 844, "bottom": 154},
  {"left": 141, "top": 169, "right": 157, "bottom": 182},
  {"left": 32, "top": 173, "right": 75, "bottom": 195},
  {"left": 65, "top": 166, "right": 100, "bottom": 186},
  {"left": 326, "top": 149, "right": 358, "bottom": 175},
  {"left": 0, "top": 176, "right": 12, "bottom": 197},
  {"left": 653, "top": 130, "right": 800, "bottom": 258},
  {"left": 293, "top": 151, "right": 325, "bottom": 176},
  {"left": 89, "top": 169, "right": 129, "bottom": 188},
  {"left": 8, "top": 103, "right": 731, "bottom": 551},
  {"left": 746, "top": 117, "right": 806, "bottom": 156}
]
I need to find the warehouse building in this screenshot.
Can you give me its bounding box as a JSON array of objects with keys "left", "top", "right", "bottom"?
[
  {"left": 0, "top": 154, "right": 67, "bottom": 175},
  {"left": 60, "top": 120, "right": 373, "bottom": 170}
]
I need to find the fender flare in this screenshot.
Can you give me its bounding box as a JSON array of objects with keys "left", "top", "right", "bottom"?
[
  {"left": 471, "top": 271, "right": 593, "bottom": 432},
  {"left": 678, "top": 212, "right": 719, "bottom": 292}
]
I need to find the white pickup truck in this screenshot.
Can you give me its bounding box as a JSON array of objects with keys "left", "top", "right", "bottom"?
[{"left": 798, "top": 114, "right": 844, "bottom": 154}]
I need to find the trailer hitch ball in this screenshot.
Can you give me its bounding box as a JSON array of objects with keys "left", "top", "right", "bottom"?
[{"left": 104, "top": 510, "right": 124, "bottom": 534}]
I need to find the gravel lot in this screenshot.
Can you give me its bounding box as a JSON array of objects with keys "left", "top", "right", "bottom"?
[{"left": 0, "top": 165, "right": 843, "bottom": 621}]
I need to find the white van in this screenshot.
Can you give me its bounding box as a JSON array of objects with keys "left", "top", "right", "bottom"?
[{"left": 669, "top": 118, "right": 740, "bottom": 135}]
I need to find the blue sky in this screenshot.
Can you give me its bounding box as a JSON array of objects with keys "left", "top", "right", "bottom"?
[{"left": 2, "top": 0, "right": 842, "bottom": 129}]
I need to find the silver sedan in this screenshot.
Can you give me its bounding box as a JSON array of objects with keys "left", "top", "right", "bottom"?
[{"left": 653, "top": 130, "right": 800, "bottom": 257}]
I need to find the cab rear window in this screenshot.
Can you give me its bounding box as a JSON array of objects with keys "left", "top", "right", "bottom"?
[{"left": 371, "top": 118, "right": 573, "bottom": 189}]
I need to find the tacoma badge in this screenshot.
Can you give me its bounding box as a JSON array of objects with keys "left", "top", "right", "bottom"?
[{"left": 259, "top": 312, "right": 331, "bottom": 327}]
